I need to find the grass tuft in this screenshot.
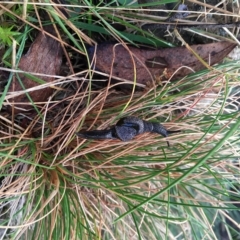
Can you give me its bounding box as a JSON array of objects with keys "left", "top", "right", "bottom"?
[{"left": 0, "top": 0, "right": 239, "bottom": 239}]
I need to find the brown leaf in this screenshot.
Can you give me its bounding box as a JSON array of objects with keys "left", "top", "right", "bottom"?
[
  {"left": 89, "top": 41, "right": 236, "bottom": 86},
  {"left": 0, "top": 48, "right": 9, "bottom": 90},
  {"left": 9, "top": 26, "right": 63, "bottom": 113}
]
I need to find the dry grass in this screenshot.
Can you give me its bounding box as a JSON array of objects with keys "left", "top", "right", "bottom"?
[{"left": 0, "top": 0, "right": 240, "bottom": 239}]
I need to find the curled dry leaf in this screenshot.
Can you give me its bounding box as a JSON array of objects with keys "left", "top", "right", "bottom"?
[
  {"left": 89, "top": 41, "right": 236, "bottom": 86},
  {"left": 8, "top": 26, "right": 63, "bottom": 113}
]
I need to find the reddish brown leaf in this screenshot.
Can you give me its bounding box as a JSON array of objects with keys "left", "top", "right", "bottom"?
[
  {"left": 89, "top": 41, "right": 236, "bottom": 86},
  {"left": 9, "top": 26, "right": 62, "bottom": 113}
]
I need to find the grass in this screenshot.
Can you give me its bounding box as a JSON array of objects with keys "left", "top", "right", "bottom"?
[{"left": 0, "top": 0, "right": 240, "bottom": 239}]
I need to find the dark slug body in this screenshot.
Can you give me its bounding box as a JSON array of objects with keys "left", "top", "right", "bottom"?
[
  {"left": 76, "top": 127, "right": 117, "bottom": 140},
  {"left": 76, "top": 116, "right": 178, "bottom": 146}
]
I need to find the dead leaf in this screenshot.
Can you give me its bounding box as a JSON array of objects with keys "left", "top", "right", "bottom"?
[
  {"left": 0, "top": 48, "right": 9, "bottom": 90},
  {"left": 89, "top": 41, "right": 236, "bottom": 86},
  {"left": 8, "top": 26, "right": 63, "bottom": 113}
]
